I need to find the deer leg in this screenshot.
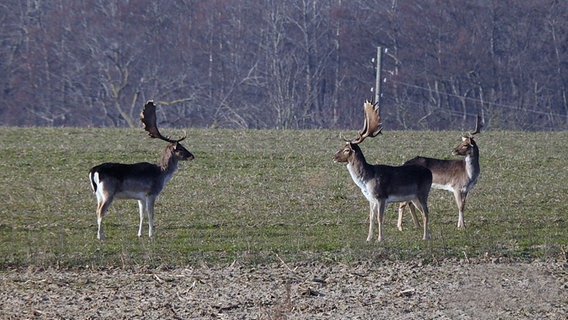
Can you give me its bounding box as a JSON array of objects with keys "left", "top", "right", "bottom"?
[
  {"left": 453, "top": 190, "right": 467, "bottom": 229},
  {"left": 376, "top": 200, "right": 387, "bottom": 242},
  {"left": 96, "top": 197, "right": 113, "bottom": 241},
  {"left": 147, "top": 196, "right": 156, "bottom": 238},
  {"left": 367, "top": 201, "right": 377, "bottom": 242},
  {"left": 137, "top": 200, "right": 145, "bottom": 237},
  {"left": 408, "top": 202, "right": 420, "bottom": 229},
  {"left": 397, "top": 202, "right": 406, "bottom": 231},
  {"left": 411, "top": 198, "right": 430, "bottom": 240},
  {"left": 398, "top": 202, "right": 420, "bottom": 231}
]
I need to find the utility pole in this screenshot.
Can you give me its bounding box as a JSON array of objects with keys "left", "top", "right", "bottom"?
[{"left": 374, "top": 46, "right": 383, "bottom": 105}]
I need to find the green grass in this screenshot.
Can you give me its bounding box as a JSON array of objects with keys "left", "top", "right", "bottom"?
[{"left": 0, "top": 127, "right": 566, "bottom": 269}]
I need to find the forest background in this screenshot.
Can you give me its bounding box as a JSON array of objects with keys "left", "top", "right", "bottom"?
[{"left": 1, "top": 0, "right": 566, "bottom": 131}]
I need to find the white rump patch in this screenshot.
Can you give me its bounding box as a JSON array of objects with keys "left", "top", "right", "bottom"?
[{"left": 91, "top": 172, "right": 108, "bottom": 203}]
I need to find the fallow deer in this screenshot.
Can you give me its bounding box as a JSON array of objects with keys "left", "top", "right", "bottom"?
[
  {"left": 88, "top": 100, "right": 194, "bottom": 240},
  {"left": 333, "top": 101, "right": 433, "bottom": 241},
  {"left": 398, "top": 114, "right": 483, "bottom": 231}
]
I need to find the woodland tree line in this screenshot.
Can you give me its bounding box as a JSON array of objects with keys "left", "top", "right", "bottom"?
[{"left": 1, "top": 0, "right": 566, "bottom": 130}]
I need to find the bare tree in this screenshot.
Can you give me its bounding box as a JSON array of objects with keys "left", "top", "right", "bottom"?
[{"left": 0, "top": 0, "right": 566, "bottom": 130}]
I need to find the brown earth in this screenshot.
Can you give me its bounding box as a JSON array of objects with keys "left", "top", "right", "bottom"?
[{"left": 1, "top": 259, "right": 566, "bottom": 319}]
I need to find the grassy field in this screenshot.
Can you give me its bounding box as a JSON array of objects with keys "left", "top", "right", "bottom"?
[{"left": 0, "top": 127, "right": 566, "bottom": 269}]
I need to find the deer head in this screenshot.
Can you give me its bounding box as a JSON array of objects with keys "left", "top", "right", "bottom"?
[
  {"left": 453, "top": 112, "right": 483, "bottom": 157},
  {"left": 141, "top": 100, "right": 193, "bottom": 161},
  {"left": 334, "top": 100, "right": 382, "bottom": 163}
]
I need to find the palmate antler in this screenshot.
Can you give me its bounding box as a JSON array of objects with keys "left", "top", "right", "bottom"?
[
  {"left": 348, "top": 100, "right": 383, "bottom": 144},
  {"left": 140, "top": 100, "right": 186, "bottom": 143},
  {"left": 468, "top": 110, "right": 484, "bottom": 137}
]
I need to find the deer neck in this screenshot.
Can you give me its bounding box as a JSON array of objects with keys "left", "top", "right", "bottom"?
[
  {"left": 464, "top": 145, "right": 480, "bottom": 182},
  {"left": 157, "top": 145, "right": 179, "bottom": 179},
  {"left": 346, "top": 148, "right": 373, "bottom": 183}
]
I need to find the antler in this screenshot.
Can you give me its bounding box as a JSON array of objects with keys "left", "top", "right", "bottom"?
[
  {"left": 468, "top": 111, "right": 484, "bottom": 136},
  {"left": 140, "top": 100, "right": 186, "bottom": 143},
  {"left": 349, "top": 100, "right": 382, "bottom": 144}
]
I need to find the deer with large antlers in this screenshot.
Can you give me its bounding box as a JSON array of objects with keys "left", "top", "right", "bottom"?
[
  {"left": 88, "top": 100, "right": 194, "bottom": 240},
  {"left": 334, "top": 101, "right": 433, "bottom": 241},
  {"left": 398, "top": 114, "right": 483, "bottom": 231}
]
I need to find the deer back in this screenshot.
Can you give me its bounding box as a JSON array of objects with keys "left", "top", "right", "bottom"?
[
  {"left": 367, "top": 164, "right": 432, "bottom": 201},
  {"left": 90, "top": 162, "right": 165, "bottom": 196}
]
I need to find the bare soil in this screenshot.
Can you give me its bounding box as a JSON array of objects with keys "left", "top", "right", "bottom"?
[{"left": 1, "top": 259, "right": 566, "bottom": 319}]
